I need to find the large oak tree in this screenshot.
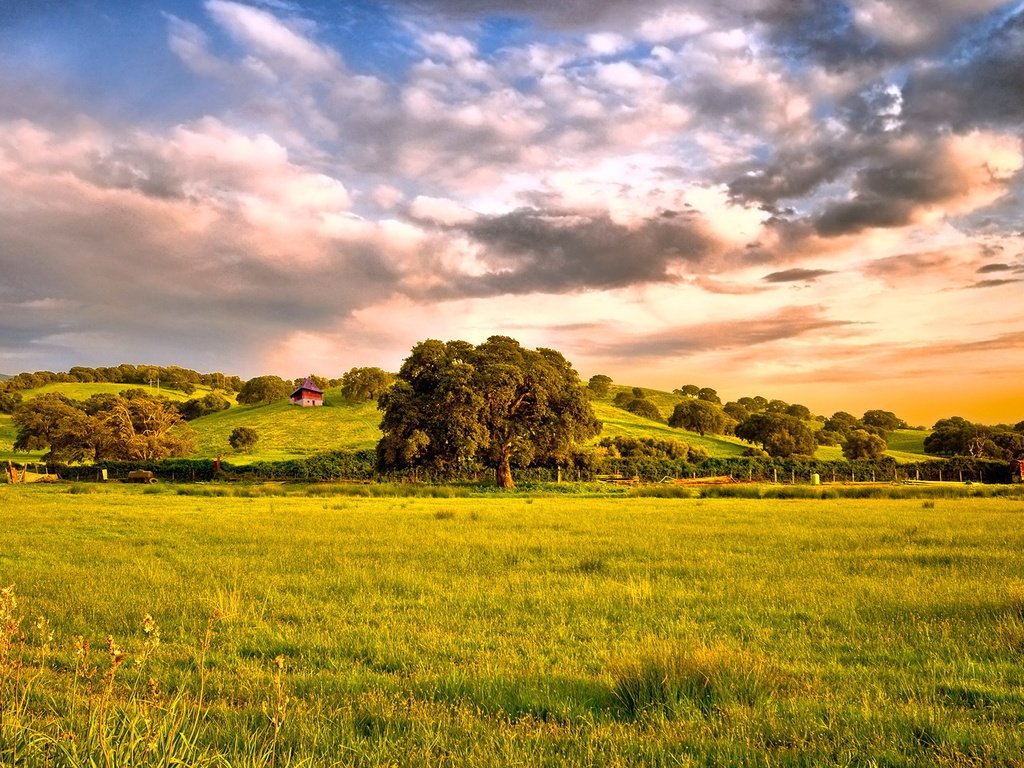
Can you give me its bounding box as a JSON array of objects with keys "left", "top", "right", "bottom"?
[{"left": 377, "top": 336, "right": 601, "bottom": 488}]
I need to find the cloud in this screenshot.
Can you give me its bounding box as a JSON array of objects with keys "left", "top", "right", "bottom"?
[
  {"left": 448, "top": 207, "right": 719, "bottom": 296},
  {"left": 977, "top": 262, "right": 1012, "bottom": 273},
  {"left": 964, "top": 278, "right": 1024, "bottom": 289},
  {"left": 586, "top": 305, "right": 855, "bottom": 360},
  {"left": 861, "top": 251, "right": 954, "bottom": 283},
  {"left": 813, "top": 132, "right": 1022, "bottom": 237},
  {"left": 762, "top": 268, "right": 835, "bottom": 283},
  {"left": 205, "top": 0, "right": 338, "bottom": 74}
]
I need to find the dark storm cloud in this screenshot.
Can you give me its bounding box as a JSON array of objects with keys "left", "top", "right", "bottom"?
[
  {"left": 762, "top": 268, "right": 835, "bottom": 283},
  {"left": 903, "top": 7, "right": 1024, "bottom": 130},
  {"left": 587, "top": 305, "right": 853, "bottom": 360},
  {"left": 812, "top": 140, "right": 975, "bottom": 237},
  {"left": 448, "top": 207, "right": 716, "bottom": 296}
]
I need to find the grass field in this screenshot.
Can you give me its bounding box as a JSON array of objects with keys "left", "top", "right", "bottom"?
[{"left": 2, "top": 484, "right": 1023, "bottom": 766}]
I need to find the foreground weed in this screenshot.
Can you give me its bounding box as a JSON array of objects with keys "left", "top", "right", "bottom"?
[{"left": 610, "top": 642, "right": 780, "bottom": 720}]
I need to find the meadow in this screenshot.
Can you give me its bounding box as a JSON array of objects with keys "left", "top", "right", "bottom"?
[{"left": 2, "top": 484, "right": 1023, "bottom": 766}]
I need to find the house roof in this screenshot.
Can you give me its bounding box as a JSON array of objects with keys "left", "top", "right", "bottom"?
[{"left": 290, "top": 376, "right": 323, "bottom": 398}]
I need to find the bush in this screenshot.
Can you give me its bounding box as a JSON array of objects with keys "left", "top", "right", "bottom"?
[{"left": 229, "top": 426, "right": 259, "bottom": 453}]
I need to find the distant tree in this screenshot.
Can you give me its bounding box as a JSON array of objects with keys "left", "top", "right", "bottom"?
[
  {"left": 612, "top": 391, "right": 634, "bottom": 407},
  {"left": 0, "top": 389, "right": 22, "bottom": 414},
  {"left": 697, "top": 387, "right": 721, "bottom": 404},
  {"left": 378, "top": 337, "right": 600, "bottom": 488},
  {"left": 631, "top": 387, "right": 645, "bottom": 398},
  {"left": 823, "top": 411, "right": 860, "bottom": 438},
  {"left": 340, "top": 367, "right": 395, "bottom": 402},
  {"left": 179, "top": 392, "right": 232, "bottom": 421},
  {"left": 229, "top": 426, "right": 259, "bottom": 453},
  {"left": 765, "top": 399, "right": 790, "bottom": 414},
  {"left": 669, "top": 399, "right": 727, "bottom": 436},
  {"left": 1015, "top": 420, "right": 1024, "bottom": 433},
  {"left": 675, "top": 384, "right": 700, "bottom": 398},
  {"left": 723, "top": 402, "right": 750, "bottom": 424},
  {"left": 597, "top": 436, "right": 701, "bottom": 460},
  {"left": 735, "top": 413, "right": 816, "bottom": 458},
  {"left": 842, "top": 429, "right": 887, "bottom": 459},
  {"left": 924, "top": 417, "right": 1022, "bottom": 459},
  {"left": 237, "top": 376, "right": 291, "bottom": 405},
  {"left": 587, "top": 374, "right": 613, "bottom": 397},
  {"left": 862, "top": 409, "right": 906, "bottom": 433},
  {"left": 815, "top": 429, "right": 843, "bottom": 447},
  {"left": 785, "top": 403, "right": 812, "bottom": 420},
  {"left": 626, "top": 398, "right": 663, "bottom": 422}
]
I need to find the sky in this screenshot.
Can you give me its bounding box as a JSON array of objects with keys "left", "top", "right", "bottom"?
[{"left": 1, "top": 0, "right": 1023, "bottom": 425}]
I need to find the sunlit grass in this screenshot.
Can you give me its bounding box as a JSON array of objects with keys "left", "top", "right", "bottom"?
[{"left": 2, "top": 485, "right": 1023, "bottom": 765}]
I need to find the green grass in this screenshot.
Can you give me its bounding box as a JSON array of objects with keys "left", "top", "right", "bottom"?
[
  {"left": 23, "top": 381, "right": 205, "bottom": 402},
  {"left": 189, "top": 389, "right": 382, "bottom": 462},
  {"left": 887, "top": 429, "right": 931, "bottom": 462},
  {"left": 2, "top": 485, "right": 1023, "bottom": 766}
]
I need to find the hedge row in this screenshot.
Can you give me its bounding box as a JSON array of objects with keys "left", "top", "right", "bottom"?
[{"left": 21, "top": 452, "right": 1016, "bottom": 485}]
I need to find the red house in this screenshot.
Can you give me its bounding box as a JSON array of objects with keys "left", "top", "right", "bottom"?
[{"left": 290, "top": 376, "right": 324, "bottom": 407}]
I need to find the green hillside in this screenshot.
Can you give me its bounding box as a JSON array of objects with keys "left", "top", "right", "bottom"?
[
  {"left": 190, "top": 389, "right": 381, "bottom": 463},
  {"left": 589, "top": 394, "right": 749, "bottom": 457},
  {"left": 24, "top": 382, "right": 205, "bottom": 402},
  {"left": 1, "top": 380, "right": 937, "bottom": 466}
]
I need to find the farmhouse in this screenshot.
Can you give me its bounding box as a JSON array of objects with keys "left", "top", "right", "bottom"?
[{"left": 290, "top": 376, "right": 324, "bottom": 407}]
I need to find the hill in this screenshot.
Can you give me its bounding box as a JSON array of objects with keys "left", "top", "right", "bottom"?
[
  {"left": 190, "top": 389, "right": 381, "bottom": 463},
  {"left": 1, "top": 380, "right": 936, "bottom": 466}
]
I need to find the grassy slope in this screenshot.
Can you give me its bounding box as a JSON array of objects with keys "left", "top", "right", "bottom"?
[
  {"left": 2, "top": 488, "right": 1023, "bottom": 765},
  {"left": 1, "top": 382, "right": 936, "bottom": 465},
  {"left": 24, "top": 381, "right": 203, "bottom": 402},
  {"left": 190, "top": 388, "right": 382, "bottom": 462}
]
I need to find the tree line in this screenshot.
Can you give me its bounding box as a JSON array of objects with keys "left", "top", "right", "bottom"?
[{"left": 5, "top": 340, "right": 1023, "bottom": 486}]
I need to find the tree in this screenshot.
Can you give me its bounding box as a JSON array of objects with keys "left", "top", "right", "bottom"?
[
  {"left": 97, "top": 393, "right": 196, "bottom": 460},
  {"left": 735, "top": 413, "right": 816, "bottom": 458},
  {"left": 723, "top": 401, "right": 750, "bottom": 425},
  {"left": 675, "top": 384, "right": 700, "bottom": 398},
  {"left": 842, "top": 429, "right": 887, "bottom": 459},
  {"left": 179, "top": 392, "right": 231, "bottom": 421},
  {"left": 823, "top": 411, "right": 860, "bottom": 438},
  {"left": 13, "top": 391, "right": 193, "bottom": 461},
  {"left": 924, "top": 417, "right": 1022, "bottom": 459},
  {"left": 377, "top": 336, "right": 601, "bottom": 488},
  {"left": 816, "top": 429, "right": 843, "bottom": 447},
  {"left": 626, "top": 398, "right": 663, "bottom": 422},
  {"left": 12, "top": 394, "right": 113, "bottom": 462},
  {"left": 0, "top": 389, "right": 22, "bottom": 414},
  {"left": 669, "top": 399, "right": 727, "bottom": 436},
  {"left": 237, "top": 375, "right": 291, "bottom": 405},
  {"left": 697, "top": 387, "right": 721, "bottom": 404},
  {"left": 785, "top": 403, "right": 812, "bottom": 420},
  {"left": 587, "top": 374, "right": 613, "bottom": 397},
  {"left": 862, "top": 409, "right": 906, "bottom": 433},
  {"left": 229, "top": 426, "right": 259, "bottom": 453},
  {"left": 340, "top": 367, "right": 395, "bottom": 402}
]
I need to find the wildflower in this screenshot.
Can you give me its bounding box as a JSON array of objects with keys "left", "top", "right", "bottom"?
[
  {"left": 273, "top": 654, "right": 286, "bottom": 672},
  {"left": 142, "top": 613, "right": 160, "bottom": 646}
]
